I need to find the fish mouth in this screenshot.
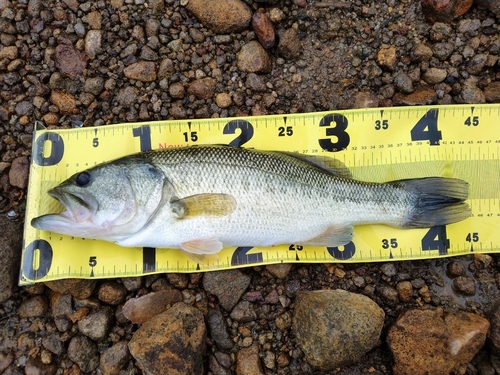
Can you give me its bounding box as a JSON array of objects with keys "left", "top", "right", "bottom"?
[{"left": 31, "top": 187, "right": 97, "bottom": 232}]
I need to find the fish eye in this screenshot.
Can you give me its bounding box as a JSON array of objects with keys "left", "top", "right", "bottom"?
[{"left": 75, "top": 171, "right": 91, "bottom": 187}]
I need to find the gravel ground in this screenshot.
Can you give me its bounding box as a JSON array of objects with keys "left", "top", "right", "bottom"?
[{"left": 1, "top": 0, "right": 500, "bottom": 374}]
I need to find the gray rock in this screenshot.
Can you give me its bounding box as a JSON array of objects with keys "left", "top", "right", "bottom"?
[
  {"left": 380, "top": 263, "right": 397, "bottom": 277},
  {"left": 429, "top": 22, "right": 452, "bottom": 42},
  {"left": 457, "top": 19, "right": 481, "bottom": 34},
  {"left": 121, "top": 277, "right": 143, "bottom": 291},
  {"left": 19, "top": 295, "right": 48, "bottom": 317},
  {"left": 376, "top": 285, "right": 399, "bottom": 306},
  {"left": 100, "top": 341, "right": 131, "bottom": 375},
  {"left": 293, "top": 289, "right": 384, "bottom": 370},
  {"left": 78, "top": 306, "right": 114, "bottom": 341},
  {"left": 394, "top": 73, "right": 414, "bottom": 94},
  {"left": 455, "top": 81, "right": 485, "bottom": 103},
  {"left": 422, "top": 68, "right": 447, "bottom": 84},
  {"left": 116, "top": 86, "right": 138, "bottom": 107},
  {"left": 83, "top": 77, "right": 104, "bottom": 96},
  {"left": 85, "top": 30, "right": 102, "bottom": 59},
  {"left": 203, "top": 269, "right": 250, "bottom": 311},
  {"left": 466, "top": 54, "right": 487, "bottom": 75},
  {"left": 9, "top": 156, "right": 29, "bottom": 189},
  {"left": 14, "top": 101, "right": 33, "bottom": 116},
  {"left": 207, "top": 308, "right": 233, "bottom": 350},
  {"left": 42, "top": 334, "right": 64, "bottom": 356},
  {"left": 67, "top": 335, "right": 99, "bottom": 373},
  {"left": 230, "top": 301, "right": 257, "bottom": 322},
  {"left": 432, "top": 42, "right": 454, "bottom": 61},
  {"left": 98, "top": 281, "right": 127, "bottom": 305},
  {"left": 277, "top": 28, "right": 301, "bottom": 59}
]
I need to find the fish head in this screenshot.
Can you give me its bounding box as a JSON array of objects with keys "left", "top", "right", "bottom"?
[{"left": 32, "top": 158, "right": 168, "bottom": 240}]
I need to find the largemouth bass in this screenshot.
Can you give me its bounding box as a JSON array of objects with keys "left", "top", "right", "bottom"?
[{"left": 32, "top": 145, "right": 470, "bottom": 255}]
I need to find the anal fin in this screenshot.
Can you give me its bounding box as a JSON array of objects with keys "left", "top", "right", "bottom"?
[
  {"left": 180, "top": 237, "right": 223, "bottom": 254},
  {"left": 297, "top": 225, "right": 354, "bottom": 247}
]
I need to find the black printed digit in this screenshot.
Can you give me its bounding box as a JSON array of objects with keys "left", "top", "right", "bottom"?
[
  {"left": 231, "top": 247, "right": 262, "bottom": 265},
  {"left": 33, "top": 132, "right": 65, "bottom": 166},
  {"left": 465, "top": 232, "right": 479, "bottom": 242},
  {"left": 133, "top": 125, "right": 152, "bottom": 151},
  {"left": 410, "top": 109, "right": 441, "bottom": 146},
  {"left": 22, "top": 240, "right": 53, "bottom": 280},
  {"left": 92, "top": 138, "right": 99, "bottom": 147},
  {"left": 278, "top": 126, "right": 293, "bottom": 137},
  {"left": 223, "top": 120, "right": 254, "bottom": 147},
  {"left": 183, "top": 131, "right": 198, "bottom": 142},
  {"left": 288, "top": 244, "right": 303, "bottom": 250},
  {"left": 88, "top": 256, "right": 97, "bottom": 267},
  {"left": 464, "top": 116, "right": 479, "bottom": 126},
  {"left": 318, "top": 114, "right": 350, "bottom": 152},
  {"left": 421, "top": 226, "right": 449, "bottom": 255},
  {"left": 327, "top": 242, "right": 356, "bottom": 260}
]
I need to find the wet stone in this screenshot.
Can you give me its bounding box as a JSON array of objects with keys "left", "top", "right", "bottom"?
[
  {"left": 453, "top": 275, "right": 476, "bottom": 296},
  {"left": 447, "top": 260, "right": 465, "bottom": 277},
  {"left": 100, "top": 341, "right": 131, "bottom": 375},
  {"left": 207, "top": 308, "right": 233, "bottom": 350},
  {"left": 67, "top": 335, "right": 99, "bottom": 373},
  {"left": 252, "top": 9, "right": 275, "bottom": 49},
  {"left": 77, "top": 306, "right": 114, "bottom": 341},
  {"left": 489, "top": 303, "right": 500, "bottom": 353},
  {"left": 19, "top": 295, "right": 48, "bottom": 317},
  {"left": 245, "top": 73, "right": 267, "bottom": 92},
  {"left": 98, "top": 281, "right": 127, "bottom": 305},
  {"left": 203, "top": 269, "right": 251, "bottom": 311}
]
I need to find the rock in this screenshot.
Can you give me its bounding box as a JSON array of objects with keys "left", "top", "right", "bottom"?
[
  {"left": 24, "top": 358, "right": 56, "bottom": 375},
  {"left": 8, "top": 156, "right": 29, "bottom": 189},
  {"left": 158, "top": 58, "right": 174, "bottom": 80},
  {"left": 87, "top": 11, "right": 101, "bottom": 30},
  {"left": 266, "top": 264, "right": 293, "bottom": 279},
  {"left": 49, "top": 91, "right": 77, "bottom": 115},
  {"left": 97, "top": 281, "right": 127, "bottom": 305},
  {"left": 43, "top": 112, "right": 59, "bottom": 126},
  {"left": 186, "top": 0, "right": 252, "bottom": 34},
  {"left": 230, "top": 301, "right": 257, "bottom": 323},
  {"left": 447, "top": 260, "right": 465, "bottom": 277},
  {"left": 121, "top": 277, "right": 143, "bottom": 291},
  {"left": 42, "top": 334, "right": 64, "bottom": 356},
  {"left": 128, "top": 302, "right": 206, "bottom": 375},
  {"left": 457, "top": 18, "right": 481, "bottom": 34},
  {"left": 411, "top": 44, "right": 433, "bottom": 62},
  {"left": 54, "top": 44, "right": 87, "bottom": 79},
  {"left": 490, "top": 304, "right": 500, "bottom": 354},
  {"left": 68, "top": 336, "right": 99, "bottom": 372},
  {"left": 203, "top": 269, "right": 251, "bottom": 311},
  {"left": 351, "top": 91, "right": 379, "bottom": 108},
  {"left": 421, "top": 0, "right": 473, "bottom": 23},
  {"left": 252, "top": 9, "right": 275, "bottom": 49},
  {"left": 15, "top": 101, "right": 34, "bottom": 116},
  {"left": 45, "top": 279, "right": 96, "bottom": 299},
  {"left": 396, "top": 281, "right": 413, "bottom": 302},
  {"left": 466, "top": 54, "right": 487, "bottom": 75},
  {"left": 236, "top": 344, "right": 265, "bottom": 375},
  {"left": 475, "top": 0, "right": 500, "bottom": 19},
  {"left": 77, "top": 306, "right": 114, "bottom": 341},
  {"left": 293, "top": 289, "right": 385, "bottom": 370},
  {"left": 387, "top": 309, "right": 489, "bottom": 375},
  {"left": 485, "top": 81, "right": 500, "bottom": 102},
  {"left": 100, "top": 341, "right": 131, "bottom": 375},
  {"left": 116, "top": 86, "right": 138, "bottom": 106},
  {"left": 429, "top": 22, "right": 452, "bottom": 41},
  {"left": 85, "top": 30, "right": 102, "bottom": 59},
  {"left": 455, "top": 81, "right": 485, "bottom": 104},
  {"left": 422, "top": 67, "right": 447, "bottom": 84},
  {"left": 452, "top": 275, "right": 476, "bottom": 295},
  {"left": 0, "top": 46, "right": 18, "bottom": 60},
  {"left": 394, "top": 73, "right": 414, "bottom": 93},
  {"left": 376, "top": 285, "right": 399, "bottom": 306},
  {"left": 215, "top": 93, "right": 232, "bottom": 108},
  {"left": 122, "top": 289, "right": 183, "bottom": 324},
  {"left": 277, "top": 28, "right": 301, "bottom": 59},
  {"left": 169, "top": 82, "right": 185, "bottom": 99},
  {"left": 377, "top": 46, "right": 397, "bottom": 71},
  {"left": 84, "top": 77, "right": 104, "bottom": 96},
  {"left": 123, "top": 61, "right": 157, "bottom": 82},
  {"left": 207, "top": 308, "right": 234, "bottom": 350},
  {"left": 19, "top": 295, "right": 48, "bottom": 318},
  {"left": 393, "top": 86, "right": 437, "bottom": 105},
  {"left": 432, "top": 42, "right": 455, "bottom": 61},
  {"left": 187, "top": 77, "right": 216, "bottom": 100},
  {"left": 236, "top": 41, "right": 272, "bottom": 74}
]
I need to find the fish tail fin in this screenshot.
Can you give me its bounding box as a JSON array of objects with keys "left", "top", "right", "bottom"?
[{"left": 394, "top": 177, "right": 471, "bottom": 228}]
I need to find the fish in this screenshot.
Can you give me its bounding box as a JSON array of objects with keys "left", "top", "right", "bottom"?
[{"left": 31, "top": 145, "right": 471, "bottom": 255}]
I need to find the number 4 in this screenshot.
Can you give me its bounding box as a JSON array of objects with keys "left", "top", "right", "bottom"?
[
  {"left": 410, "top": 109, "right": 441, "bottom": 146},
  {"left": 464, "top": 116, "right": 479, "bottom": 126}
]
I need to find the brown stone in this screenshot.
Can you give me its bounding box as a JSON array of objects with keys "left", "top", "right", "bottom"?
[
  {"left": 252, "top": 9, "right": 275, "bottom": 49},
  {"left": 43, "top": 112, "right": 60, "bottom": 126},
  {"left": 186, "top": 0, "right": 252, "bottom": 34},
  {"left": 187, "top": 77, "right": 216, "bottom": 100},
  {"left": 377, "top": 46, "right": 398, "bottom": 71},
  {"left": 123, "top": 61, "right": 157, "bottom": 82},
  {"left": 50, "top": 91, "right": 77, "bottom": 114},
  {"left": 236, "top": 41, "right": 272, "bottom": 74},
  {"left": 236, "top": 344, "right": 265, "bottom": 375},
  {"left": 45, "top": 279, "right": 97, "bottom": 299},
  {"left": 9, "top": 156, "right": 29, "bottom": 189},
  {"left": 277, "top": 28, "right": 301, "bottom": 59},
  {"left": 387, "top": 309, "right": 489, "bottom": 375},
  {"left": 54, "top": 44, "right": 87, "bottom": 79},
  {"left": 393, "top": 86, "right": 437, "bottom": 105},
  {"left": 421, "top": 0, "right": 473, "bottom": 23},
  {"left": 122, "top": 289, "right": 183, "bottom": 324},
  {"left": 0, "top": 46, "right": 18, "bottom": 60},
  {"left": 128, "top": 302, "right": 206, "bottom": 375},
  {"left": 484, "top": 81, "right": 500, "bottom": 103}
]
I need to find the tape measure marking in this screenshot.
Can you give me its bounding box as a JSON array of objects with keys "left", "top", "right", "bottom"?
[{"left": 21, "top": 104, "right": 500, "bottom": 284}]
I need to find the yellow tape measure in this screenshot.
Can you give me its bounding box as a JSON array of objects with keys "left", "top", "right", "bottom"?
[{"left": 21, "top": 104, "right": 500, "bottom": 285}]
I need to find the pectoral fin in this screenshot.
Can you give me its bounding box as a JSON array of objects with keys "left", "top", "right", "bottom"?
[
  {"left": 298, "top": 225, "right": 354, "bottom": 247},
  {"left": 170, "top": 193, "right": 236, "bottom": 219},
  {"left": 180, "top": 237, "right": 224, "bottom": 254}
]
